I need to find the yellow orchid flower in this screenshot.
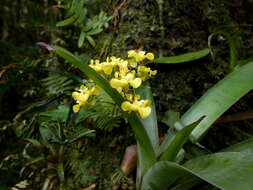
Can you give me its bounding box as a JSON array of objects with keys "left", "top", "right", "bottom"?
[
  {"left": 124, "top": 72, "right": 142, "bottom": 88},
  {"left": 126, "top": 94, "right": 141, "bottom": 102},
  {"left": 138, "top": 106, "right": 151, "bottom": 119},
  {"left": 146, "top": 52, "right": 155, "bottom": 60},
  {"left": 128, "top": 50, "right": 146, "bottom": 62},
  {"left": 121, "top": 101, "right": 138, "bottom": 112},
  {"left": 121, "top": 99, "right": 152, "bottom": 118},
  {"left": 129, "top": 78, "right": 142, "bottom": 88},
  {"left": 73, "top": 104, "right": 80, "bottom": 113},
  {"left": 73, "top": 50, "right": 156, "bottom": 118},
  {"left": 127, "top": 50, "right": 136, "bottom": 58},
  {"left": 90, "top": 86, "right": 100, "bottom": 95},
  {"left": 76, "top": 91, "right": 90, "bottom": 105},
  {"left": 102, "top": 62, "right": 114, "bottom": 75},
  {"left": 89, "top": 59, "right": 103, "bottom": 72},
  {"left": 126, "top": 94, "right": 134, "bottom": 101},
  {"left": 135, "top": 51, "right": 146, "bottom": 62},
  {"left": 110, "top": 78, "right": 128, "bottom": 88},
  {"left": 72, "top": 84, "right": 100, "bottom": 113},
  {"left": 137, "top": 65, "right": 157, "bottom": 80},
  {"left": 150, "top": 70, "right": 157, "bottom": 76}
]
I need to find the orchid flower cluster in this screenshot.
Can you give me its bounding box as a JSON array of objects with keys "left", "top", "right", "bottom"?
[{"left": 72, "top": 50, "right": 157, "bottom": 118}]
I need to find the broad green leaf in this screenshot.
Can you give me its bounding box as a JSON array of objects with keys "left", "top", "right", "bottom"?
[
  {"left": 170, "top": 178, "right": 202, "bottom": 190},
  {"left": 220, "top": 138, "right": 253, "bottom": 153},
  {"left": 141, "top": 161, "right": 192, "bottom": 190},
  {"left": 160, "top": 117, "right": 204, "bottom": 161},
  {"left": 184, "top": 152, "right": 253, "bottom": 190},
  {"left": 237, "top": 58, "right": 253, "bottom": 67},
  {"left": 142, "top": 152, "right": 253, "bottom": 190},
  {"left": 52, "top": 45, "right": 156, "bottom": 172},
  {"left": 181, "top": 61, "right": 253, "bottom": 142},
  {"left": 141, "top": 161, "right": 218, "bottom": 190},
  {"left": 184, "top": 142, "right": 211, "bottom": 160},
  {"left": 154, "top": 48, "right": 210, "bottom": 64}
]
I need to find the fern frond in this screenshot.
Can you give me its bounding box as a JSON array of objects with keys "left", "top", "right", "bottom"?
[
  {"left": 92, "top": 90, "right": 122, "bottom": 131},
  {"left": 41, "top": 73, "right": 73, "bottom": 96},
  {"left": 94, "top": 115, "right": 121, "bottom": 131},
  {"left": 74, "top": 89, "right": 123, "bottom": 131}
]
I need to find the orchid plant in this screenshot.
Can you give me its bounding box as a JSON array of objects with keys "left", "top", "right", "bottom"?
[{"left": 40, "top": 43, "right": 253, "bottom": 190}]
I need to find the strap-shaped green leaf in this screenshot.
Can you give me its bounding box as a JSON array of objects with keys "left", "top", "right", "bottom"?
[
  {"left": 154, "top": 48, "right": 210, "bottom": 64},
  {"left": 135, "top": 81, "right": 159, "bottom": 187},
  {"left": 160, "top": 117, "right": 204, "bottom": 161},
  {"left": 181, "top": 61, "right": 253, "bottom": 142},
  {"left": 135, "top": 81, "right": 159, "bottom": 153}
]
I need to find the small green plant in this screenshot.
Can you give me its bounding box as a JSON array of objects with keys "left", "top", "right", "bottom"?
[
  {"left": 56, "top": 0, "right": 111, "bottom": 47},
  {"left": 10, "top": 104, "right": 96, "bottom": 190},
  {"left": 46, "top": 43, "right": 253, "bottom": 190}
]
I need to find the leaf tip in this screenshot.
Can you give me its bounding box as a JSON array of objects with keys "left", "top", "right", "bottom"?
[{"left": 36, "top": 42, "right": 54, "bottom": 51}]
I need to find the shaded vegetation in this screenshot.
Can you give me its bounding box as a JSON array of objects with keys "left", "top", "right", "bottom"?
[{"left": 1, "top": 0, "right": 253, "bottom": 189}]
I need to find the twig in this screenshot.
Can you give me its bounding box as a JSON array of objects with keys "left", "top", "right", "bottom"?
[{"left": 216, "top": 109, "right": 253, "bottom": 123}]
